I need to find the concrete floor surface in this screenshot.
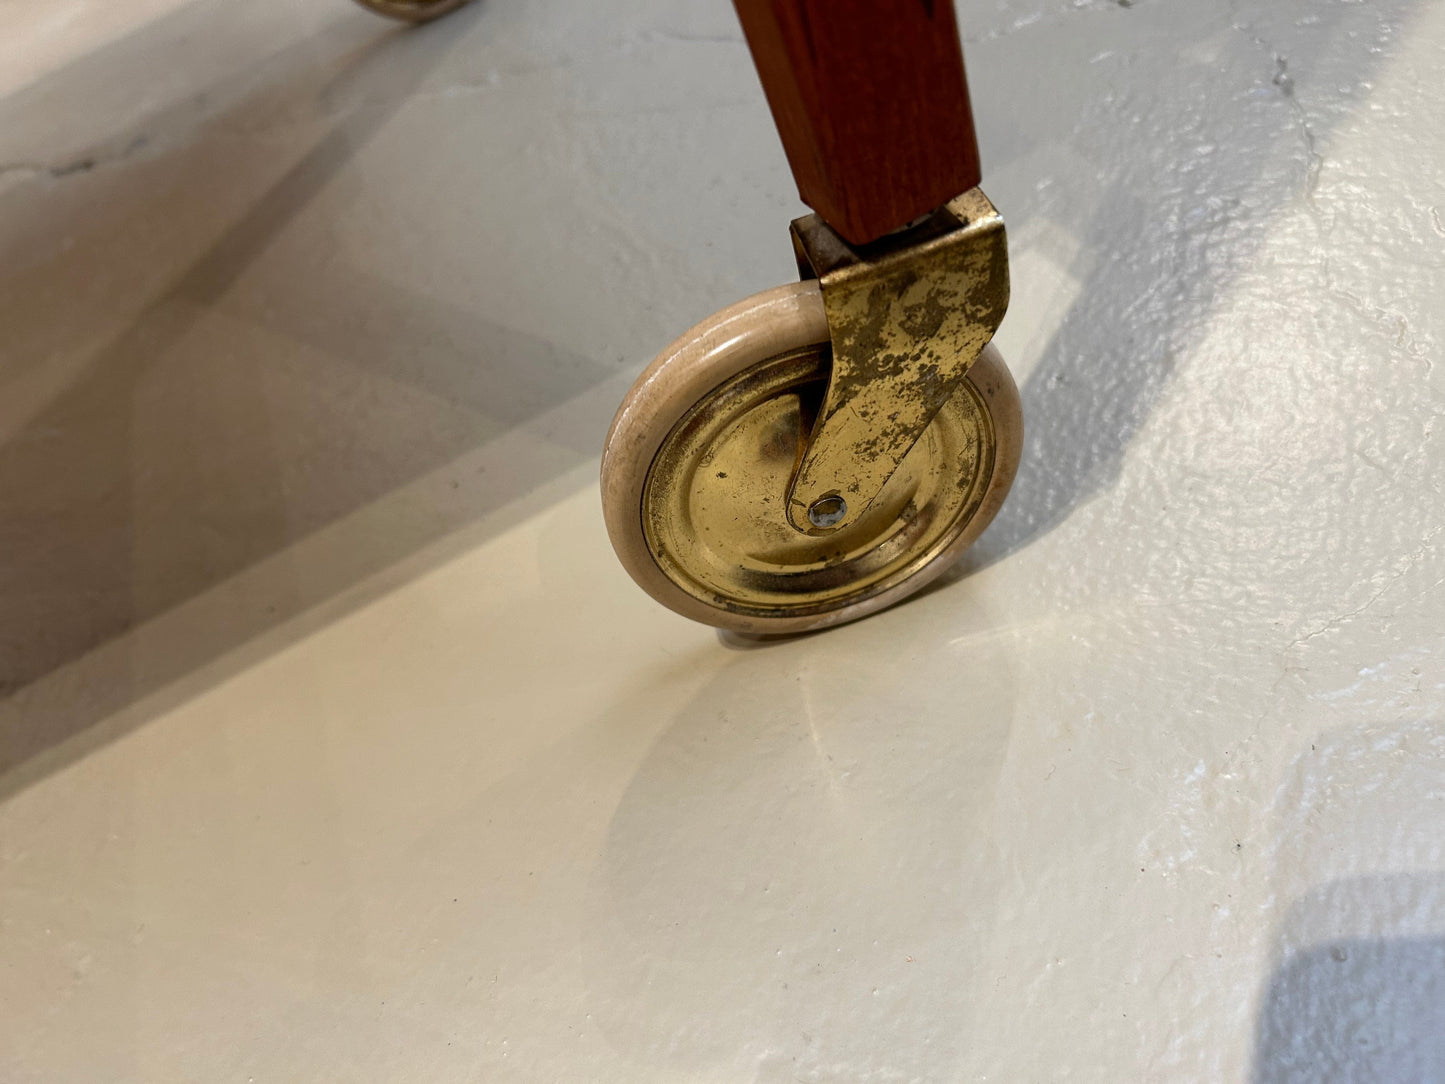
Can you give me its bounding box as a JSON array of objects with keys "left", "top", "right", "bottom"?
[{"left": 2, "top": 0, "right": 1444, "bottom": 1079}]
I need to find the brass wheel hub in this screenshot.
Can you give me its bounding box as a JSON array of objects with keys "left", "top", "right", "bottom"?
[{"left": 641, "top": 344, "right": 996, "bottom": 620}]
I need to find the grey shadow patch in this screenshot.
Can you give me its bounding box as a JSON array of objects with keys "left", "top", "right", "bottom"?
[
  {"left": 0, "top": 0, "right": 625, "bottom": 796},
  {"left": 1254, "top": 875, "right": 1445, "bottom": 1083}
]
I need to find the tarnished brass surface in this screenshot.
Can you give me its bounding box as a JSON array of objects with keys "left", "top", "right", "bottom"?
[
  {"left": 641, "top": 344, "right": 994, "bottom": 619},
  {"left": 786, "top": 187, "right": 1009, "bottom": 534}
]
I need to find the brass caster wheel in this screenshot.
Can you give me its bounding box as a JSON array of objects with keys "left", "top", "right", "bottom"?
[
  {"left": 601, "top": 280, "right": 1022, "bottom": 635},
  {"left": 350, "top": 0, "right": 471, "bottom": 23}
]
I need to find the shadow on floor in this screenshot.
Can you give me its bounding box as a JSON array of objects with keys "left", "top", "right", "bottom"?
[
  {"left": 0, "top": 0, "right": 625, "bottom": 796},
  {"left": 1254, "top": 874, "right": 1445, "bottom": 1083}
]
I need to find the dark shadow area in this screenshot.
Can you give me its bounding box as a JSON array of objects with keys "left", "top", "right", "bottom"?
[
  {"left": 1256, "top": 936, "right": 1445, "bottom": 1082},
  {"left": 1254, "top": 875, "right": 1445, "bottom": 1083},
  {"left": 0, "top": 0, "right": 623, "bottom": 795}
]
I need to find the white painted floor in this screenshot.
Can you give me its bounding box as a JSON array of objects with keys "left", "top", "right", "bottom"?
[{"left": 2, "top": 0, "right": 1443, "bottom": 1079}]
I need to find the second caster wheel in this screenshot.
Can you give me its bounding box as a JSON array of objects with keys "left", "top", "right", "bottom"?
[
  {"left": 601, "top": 281, "right": 1022, "bottom": 635},
  {"left": 350, "top": 0, "right": 471, "bottom": 23}
]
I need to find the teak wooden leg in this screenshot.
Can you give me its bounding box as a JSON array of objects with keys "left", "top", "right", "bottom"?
[{"left": 732, "top": 0, "right": 982, "bottom": 245}]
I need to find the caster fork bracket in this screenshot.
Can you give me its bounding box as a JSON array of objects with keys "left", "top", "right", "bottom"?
[{"left": 786, "top": 187, "right": 1009, "bottom": 535}]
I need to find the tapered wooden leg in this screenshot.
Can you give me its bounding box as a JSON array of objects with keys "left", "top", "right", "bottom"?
[{"left": 732, "top": 0, "right": 982, "bottom": 244}]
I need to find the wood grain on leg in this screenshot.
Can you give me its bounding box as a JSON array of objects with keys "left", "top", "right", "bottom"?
[{"left": 733, "top": 0, "right": 982, "bottom": 245}]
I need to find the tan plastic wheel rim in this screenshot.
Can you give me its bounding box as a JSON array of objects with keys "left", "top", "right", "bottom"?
[{"left": 601, "top": 282, "right": 1021, "bottom": 634}]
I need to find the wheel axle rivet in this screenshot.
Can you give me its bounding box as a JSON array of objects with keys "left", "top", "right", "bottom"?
[{"left": 807, "top": 495, "right": 848, "bottom": 529}]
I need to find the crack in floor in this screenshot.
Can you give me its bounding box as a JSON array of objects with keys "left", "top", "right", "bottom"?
[
  {"left": 1225, "top": 6, "right": 1324, "bottom": 210},
  {"left": 1284, "top": 522, "right": 1445, "bottom": 653},
  {"left": 0, "top": 134, "right": 151, "bottom": 191}
]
